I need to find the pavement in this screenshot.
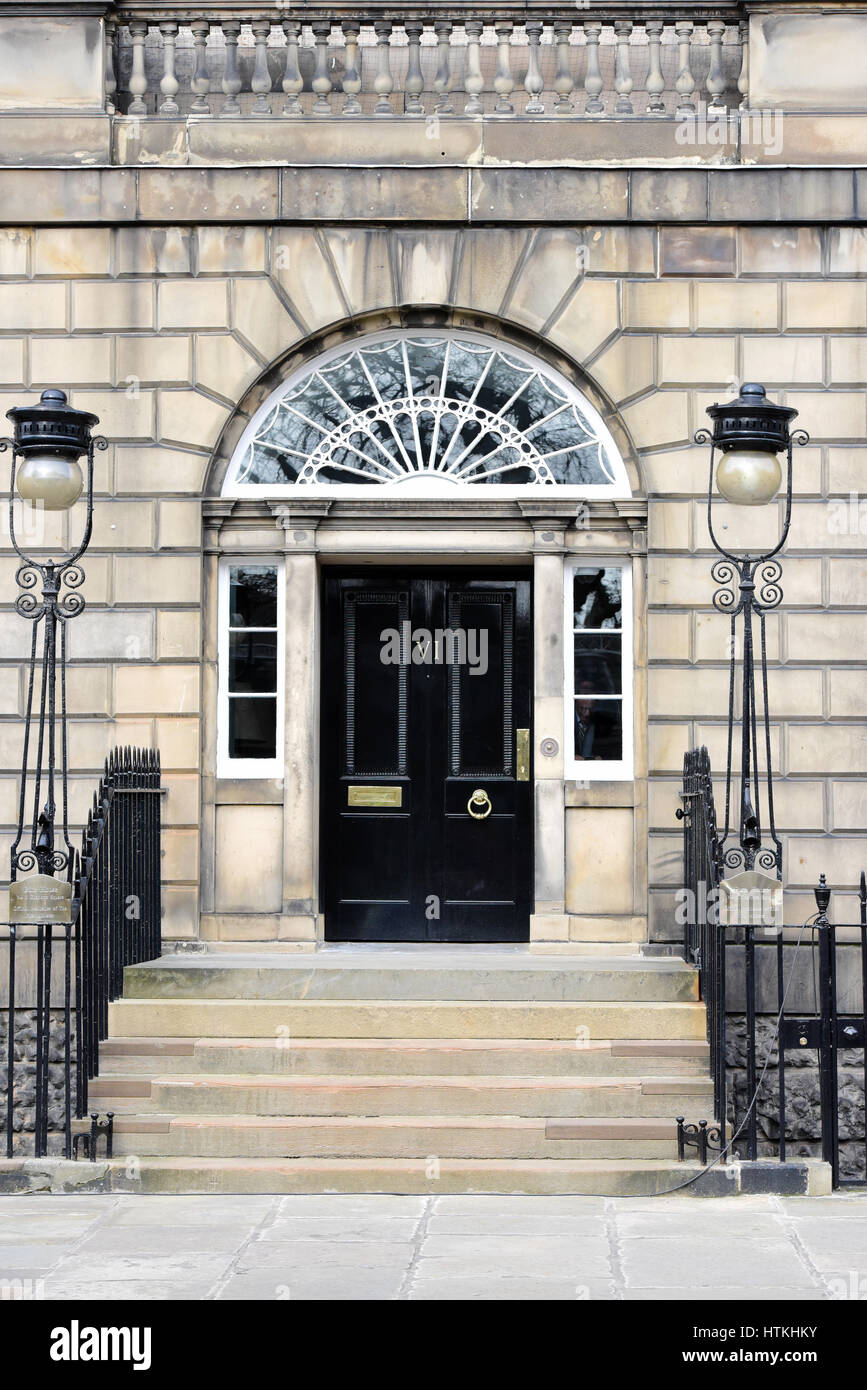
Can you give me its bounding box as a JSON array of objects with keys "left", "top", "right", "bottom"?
[{"left": 3, "top": 1192, "right": 867, "bottom": 1300}]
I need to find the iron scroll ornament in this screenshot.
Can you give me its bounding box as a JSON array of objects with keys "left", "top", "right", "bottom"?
[
  {"left": 0, "top": 431, "right": 108, "bottom": 881},
  {"left": 694, "top": 420, "right": 810, "bottom": 878}
]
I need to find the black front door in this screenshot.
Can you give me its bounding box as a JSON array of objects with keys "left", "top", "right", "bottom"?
[{"left": 322, "top": 569, "right": 532, "bottom": 942}]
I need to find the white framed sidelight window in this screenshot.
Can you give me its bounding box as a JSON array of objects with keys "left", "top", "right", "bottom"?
[
  {"left": 564, "top": 561, "right": 633, "bottom": 782},
  {"left": 217, "top": 560, "right": 285, "bottom": 778}
]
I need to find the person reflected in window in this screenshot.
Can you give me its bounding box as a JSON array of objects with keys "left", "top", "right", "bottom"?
[{"left": 575, "top": 683, "right": 601, "bottom": 760}]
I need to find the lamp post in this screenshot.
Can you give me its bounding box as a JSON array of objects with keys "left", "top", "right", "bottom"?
[
  {"left": 0, "top": 389, "right": 106, "bottom": 903},
  {"left": 695, "top": 382, "right": 809, "bottom": 879}
]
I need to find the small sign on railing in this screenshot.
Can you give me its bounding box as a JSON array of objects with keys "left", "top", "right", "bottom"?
[
  {"left": 717, "top": 869, "right": 783, "bottom": 932},
  {"left": 9, "top": 874, "right": 72, "bottom": 925}
]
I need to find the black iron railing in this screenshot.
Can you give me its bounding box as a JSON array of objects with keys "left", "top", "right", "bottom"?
[
  {"left": 2, "top": 747, "right": 161, "bottom": 1159},
  {"left": 678, "top": 746, "right": 867, "bottom": 1188}
]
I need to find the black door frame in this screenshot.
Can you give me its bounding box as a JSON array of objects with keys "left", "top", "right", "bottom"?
[{"left": 319, "top": 563, "right": 534, "bottom": 943}]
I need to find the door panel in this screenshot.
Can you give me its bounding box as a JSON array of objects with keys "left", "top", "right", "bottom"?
[{"left": 322, "top": 570, "right": 532, "bottom": 942}]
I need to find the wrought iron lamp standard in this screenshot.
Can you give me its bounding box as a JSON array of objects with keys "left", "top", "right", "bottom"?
[
  {"left": 695, "top": 382, "right": 809, "bottom": 880},
  {"left": 0, "top": 389, "right": 106, "bottom": 902}
]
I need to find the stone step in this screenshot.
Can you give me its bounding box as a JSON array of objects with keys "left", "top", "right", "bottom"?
[
  {"left": 105, "top": 1156, "right": 709, "bottom": 1196},
  {"left": 98, "top": 1036, "right": 711, "bottom": 1078},
  {"left": 123, "top": 953, "right": 697, "bottom": 1003},
  {"left": 107, "top": 999, "right": 706, "bottom": 1041},
  {"left": 136, "top": 1073, "right": 712, "bottom": 1119},
  {"left": 106, "top": 1114, "right": 703, "bottom": 1161}
]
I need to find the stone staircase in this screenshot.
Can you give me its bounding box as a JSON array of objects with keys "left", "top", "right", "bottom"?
[{"left": 87, "top": 949, "right": 714, "bottom": 1194}]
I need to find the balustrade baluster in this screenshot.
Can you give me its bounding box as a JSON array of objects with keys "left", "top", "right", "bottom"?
[
  {"left": 463, "top": 20, "right": 484, "bottom": 115},
  {"left": 104, "top": 18, "right": 117, "bottom": 114},
  {"left": 645, "top": 18, "right": 666, "bottom": 114},
  {"left": 524, "top": 21, "right": 545, "bottom": 114},
  {"left": 737, "top": 20, "right": 750, "bottom": 110},
  {"left": 405, "top": 20, "right": 425, "bottom": 114},
  {"left": 494, "top": 21, "right": 515, "bottom": 115},
  {"left": 281, "top": 21, "right": 304, "bottom": 116},
  {"left": 373, "top": 21, "right": 395, "bottom": 115},
  {"left": 675, "top": 20, "right": 696, "bottom": 114},
  {"left": 613, "top": 20, "right": 633, "bottom": 114},
  {"left": 311, "top": 22, "right": 333, "bottom": 115},
  {"left": 128, "top": 20, "right": 149, "bottom": 116},
  {"left": 552, "top": 22, "right": 574, "bottom": 116},
  {"left": 251, "top": 18, "right": 273, "bottom": 116},
  {"left": 341, "top": 21, "right": 362, "bottom": 115},
  {"left": 159, "top": 22, "right": 180, "bottom": 116},
  {"left": 706, "top": 21, "right": 727, "bottom": 110},
  {"left": 190, "top": 20, "right": 211, "bottom": 115},
  {"left": 221, "top": 21, "right": 243, "bottom": 117},
  {"left": 433, "top": 22, "right": 454, "bottom": 114},
  {"left": 583, "top": 21, "right": 604, "bottom": 115}
]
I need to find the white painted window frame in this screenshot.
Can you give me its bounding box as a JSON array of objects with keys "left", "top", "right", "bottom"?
[
  {"left": 563, "top": 559, "right": 634, "bottom": 783},
  {"left": 217, "top": 558, "right": 285, "bottom": 780}
]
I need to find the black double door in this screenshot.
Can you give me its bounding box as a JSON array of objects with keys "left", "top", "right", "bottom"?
[{"left": 322, "top": 570, "right": 532, "bottom": 942}]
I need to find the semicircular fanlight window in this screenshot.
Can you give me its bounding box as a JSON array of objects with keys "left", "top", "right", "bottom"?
[{"left": 227, "top": 332, "right": 626, "bottom": 493}]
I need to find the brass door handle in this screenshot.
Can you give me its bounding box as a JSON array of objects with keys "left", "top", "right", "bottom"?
[{"left": 467, "top": 788, "right": 492, "bottom": 820}]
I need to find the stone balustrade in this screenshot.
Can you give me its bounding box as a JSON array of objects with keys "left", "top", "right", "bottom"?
[{"left": 105, "top": 11, "right": 748, "bottom": 119}]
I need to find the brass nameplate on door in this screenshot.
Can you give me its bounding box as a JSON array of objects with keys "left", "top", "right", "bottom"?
[
  {"left": 347, "top": 786, "right": 403, "bottom": 807},
  {"left": 516, "top": 728, "right": 530, "bottom": 781}
]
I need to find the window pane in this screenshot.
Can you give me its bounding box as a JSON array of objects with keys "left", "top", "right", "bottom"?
[
  {"left": 230, "top": 566, "right": 277, "bottom": 628},
  {"left": 229, "top": 631, "right": 277, "bottom": 693},
  {"left": 573, "top": 568, "right": 622, "bottom": 629},
  {"left": 229, "top": 697, "right": 277, "bottom": 760},
  {"left": 574, "top": 633, "right": 622, "bottom": 695},
  {"left": 574, "top": 697, "right": 622, "bottom": 763}
]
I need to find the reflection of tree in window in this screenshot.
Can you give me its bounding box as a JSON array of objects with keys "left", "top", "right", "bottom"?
[
  {"left": 573, "top": 568, "right": 622, "bottom": 630},
  {"left": 573, "top": 567, "right": 623, "bottom": 763}
]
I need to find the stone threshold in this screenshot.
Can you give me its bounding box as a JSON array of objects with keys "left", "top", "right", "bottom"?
[{"left": 0, "top": 1155, "right": 833, "bottom": 1197}]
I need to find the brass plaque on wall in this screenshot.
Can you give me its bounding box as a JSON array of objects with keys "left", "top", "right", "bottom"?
[
  {"left": 10, "top": 874, "right": 73, "bottom": 925},
  {"left": 347, "top": 785, "right": 403, "bottom": 808}
]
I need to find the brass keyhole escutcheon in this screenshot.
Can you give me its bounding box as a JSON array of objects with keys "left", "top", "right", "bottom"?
[{"left": 467, "top": 788, "right": 492, "bottom": 820}]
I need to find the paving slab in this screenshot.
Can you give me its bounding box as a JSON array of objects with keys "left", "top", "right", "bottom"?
[
  {"left": 410, "top": 1277, "right": 614, "bottom": 1300},
  {"left": 237, "top": 1239, "right": 415, "bottom": 1270},
  {"left": 260, "top": 1218, "right": 421, "bottom": 1242},
  {"left": 619, "top": 1237, "right": 817, "bottom": 1290},
  {"left": 215, "top": 1269, "right": 407, "bottom": 1300},
  {"left": 75, "top": 1226, "right": 256, "bottom": 1255}
]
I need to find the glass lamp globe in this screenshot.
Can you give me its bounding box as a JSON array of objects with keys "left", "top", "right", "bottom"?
[
  {"left": 6, "top": 388, "right": 98, "bottom": 513},
  {"left": 715, "top": 448, "right": 783, "bottom": 507},
  {"left": 16, "top": 453, "right": 84, "bottom": 511}
]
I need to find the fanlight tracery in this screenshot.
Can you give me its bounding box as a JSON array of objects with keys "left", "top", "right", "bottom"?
[{"left": 224, "top": 332, "right": 629, "bottom": 496}]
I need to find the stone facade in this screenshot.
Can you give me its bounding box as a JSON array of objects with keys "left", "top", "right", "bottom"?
[{"left": 0, "top": 6, "right": 864, "bottom": 954}]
